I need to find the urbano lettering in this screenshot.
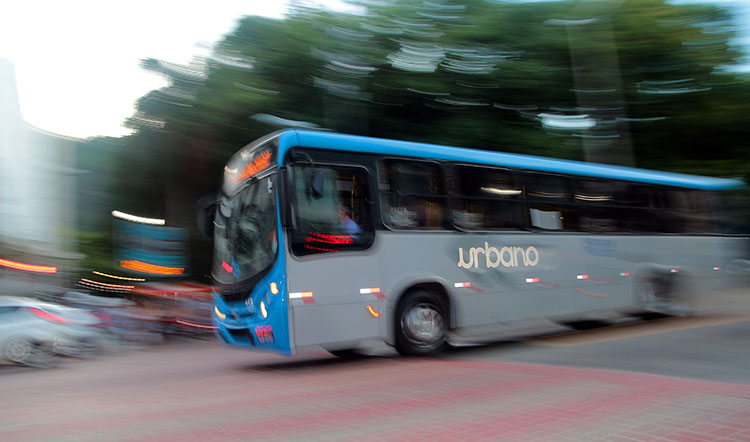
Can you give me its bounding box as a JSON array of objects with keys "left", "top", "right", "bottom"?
[{"left": 458, "top": 242, "right": 539, "bottom": 268}]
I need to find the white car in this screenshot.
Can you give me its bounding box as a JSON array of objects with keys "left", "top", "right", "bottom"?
[{"left": 0, "top": 296, "right": 111, "bottom": 366}]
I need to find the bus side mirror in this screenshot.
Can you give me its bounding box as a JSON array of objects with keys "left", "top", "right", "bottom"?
[
  {"left": 311, "top": 169, "right": 327, "bottom": 198},
  {"left": 197, "top": 193, "right": 218, "bottom": 238}
]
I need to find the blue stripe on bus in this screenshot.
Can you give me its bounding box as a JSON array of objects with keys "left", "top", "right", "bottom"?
[{"left": 275, "top": 129, "right": 744, "bottom": 191}]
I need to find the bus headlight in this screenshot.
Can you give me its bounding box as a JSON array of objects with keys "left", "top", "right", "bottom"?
[
  {"left": 214, "top": 305, "right": 226, "bottom": 320},
  {"left": 260, "top": 300, "right": 268, "bottom": 319}
]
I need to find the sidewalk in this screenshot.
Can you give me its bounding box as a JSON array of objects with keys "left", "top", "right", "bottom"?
[{"left": 1, "top": 342, "right": 748, "bottom": 442}]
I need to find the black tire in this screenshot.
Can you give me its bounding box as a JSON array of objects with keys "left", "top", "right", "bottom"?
[
  {"left": 635, "top": 280, "right": 660, "bottom": 311},
  {"left": 395, "top": 289, "right": 447, "bottom": 356},
  {"left": 635, "top": 276, "right": 692, "bottom": 316}
]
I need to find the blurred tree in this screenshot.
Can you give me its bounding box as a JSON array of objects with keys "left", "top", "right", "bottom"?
[
  {"left": 75, "top": 136, "right": 124, "bottom": 272},
  {"left": 149, "top": 0, "right": 745, "bottom": 170}
]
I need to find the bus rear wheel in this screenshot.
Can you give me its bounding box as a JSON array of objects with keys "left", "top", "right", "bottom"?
[
  {"left": 636, "top": 277, "right": 691, "bottom": 316},
  {"left": 395, "top": 290, "right": 447, "bottom": 356}
]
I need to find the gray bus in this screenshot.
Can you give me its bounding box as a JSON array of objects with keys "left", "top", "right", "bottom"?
[{"left": 204, "top": 129, "right": 748, "bottom": 356}]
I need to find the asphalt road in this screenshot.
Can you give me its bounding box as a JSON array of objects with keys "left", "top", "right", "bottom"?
[
  {"left": 445, "top": 309, "right": 750, "bottom": 383},
  {"left": 1, "top": 299, "right": 749, "bottom": 442}
]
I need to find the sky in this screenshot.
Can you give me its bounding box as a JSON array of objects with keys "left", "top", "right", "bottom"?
[
  {"left": 0, "top": 1, "right": 350, "bottom": 139},
  {"left": 674, "top": 0, "right": 750, "bottom": 69},
  {"left": 0, "top": 0, "right": 747, "bottom": 140}
]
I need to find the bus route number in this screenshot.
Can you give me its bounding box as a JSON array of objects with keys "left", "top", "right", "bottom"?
[{"left": 254, "top": 325, "right": 275, "bottom": 344}]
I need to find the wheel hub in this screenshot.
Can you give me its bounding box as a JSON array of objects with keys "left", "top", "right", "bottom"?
[
  {"left": 6, "top": 339, "right": 32, "bottom": 362},
  {"left": 402, "top": 303, "right": 445, "bottom": 346}
]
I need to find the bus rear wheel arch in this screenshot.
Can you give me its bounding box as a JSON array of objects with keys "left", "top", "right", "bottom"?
[{"left": 394, "top": 288, "right": 449, "bottom": 356}]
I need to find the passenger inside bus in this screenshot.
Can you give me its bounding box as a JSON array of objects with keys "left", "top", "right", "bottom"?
[
  {"left": 382, "top": 160, "right": 445, "bottom": 230},
  {"left": 338, "top": 205, "right": 362, "bottom": 235}
]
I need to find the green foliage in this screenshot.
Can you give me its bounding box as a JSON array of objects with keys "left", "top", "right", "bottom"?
[
  {"left": 76, "top": 230, "right": 114, "bottom": 273},
  {"left": 129, "top": 0, "right": 748, "bottom": 171}
]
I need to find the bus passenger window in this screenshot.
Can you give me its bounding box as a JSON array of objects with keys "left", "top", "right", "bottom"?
[
  {"left": 712, "top": 188, "right": 750, "bottom": 234},
  {"left": 450, "top": 166, "right": 525, "bottom": 231},
  {"left": 525, "top": 175, "right": 577, "bottom": 231},
  {"left": 289, "top": 164, "right": 373, "bottom": 256},
  {"left": 711, "top": 199, "right": 732, "bottom": 234},
  {"left": 379, "top": 160, "right": 446, "bottom": 230},
  {"left": 573, "top": 180, "right": 620, "bottom": 233},
  {"left": 529, "top": 208, "right": 563, "bottom": 230},
  {"left": 665, "top": 189, "right": 714, "bottom": 233},
  {"left": 620, "top": 184, "right": 668, "bottom": 233}
]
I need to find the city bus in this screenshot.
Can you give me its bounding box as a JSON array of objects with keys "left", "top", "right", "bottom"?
[{"left": 203, "top": 129, "right": 748, "bottom": 357}]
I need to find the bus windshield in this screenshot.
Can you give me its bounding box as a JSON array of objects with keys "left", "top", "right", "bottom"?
[{"left": 212, "top": 172, "right": 278, "bottom": 285}]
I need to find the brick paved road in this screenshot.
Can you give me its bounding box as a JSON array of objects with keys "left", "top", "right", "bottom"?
[{"left": 1, "top": 341, "right": 748, "bottom": 442}]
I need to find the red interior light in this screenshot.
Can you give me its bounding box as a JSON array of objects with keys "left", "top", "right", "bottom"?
[
  {"left": 222, "top": 261, "right": 233, "bottom": 273},
  {"left": 303, "top": 232, "right": 354, "bottom": 253}
]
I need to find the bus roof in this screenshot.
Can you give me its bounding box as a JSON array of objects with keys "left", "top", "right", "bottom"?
[{"left": 276, "top": 129, "right": 745, "bottom": 191}]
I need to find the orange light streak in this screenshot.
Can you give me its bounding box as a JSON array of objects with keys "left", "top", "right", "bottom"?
[
  {"left": 93, "top": 271, "right": 145, "bottom": 281},
  {"left": 0, "top": 258, "right": 57, "bottom": 274},
  {"left": 120, "top": 260, "right": 185, "bottom": 275},
  {"left": 78, "top": 281, "right": 131, "bottom": 293},
  {"left": 79, "top": 278, "right": 134, "bottom": 289}
]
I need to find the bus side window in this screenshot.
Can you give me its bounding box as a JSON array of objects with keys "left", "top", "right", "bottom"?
[
  {"left": 525, "top": 174, "right": 577, "bottom": 231},
  {"left": 290, "top": 164, "right": 373, "bottom": 256},
  {"left": 573, "top": 179, "right": 620, "bottom": 233},
  {"left": 379, "top": 160, "right": 446, "bottom": 230},
  {"left": 712, "top": 188, "right": 750, "bottom": 234},
  {"left": 666, "top": 189, "right": 714, "bottom": 234},
  {"left": 618, "top": 184, "right": 663, "bottom": 233},
  {"left": 450, "top": 166, "right": 525, "bottom": 231}
]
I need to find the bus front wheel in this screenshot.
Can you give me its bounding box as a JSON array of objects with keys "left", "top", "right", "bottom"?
[{"left": 395, "top": 290, "right": 447, "bottom": 356}]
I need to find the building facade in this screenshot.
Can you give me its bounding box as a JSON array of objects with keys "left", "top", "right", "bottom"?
[{"left": 0, "top": 59, "right": 82, "bottom": 296}]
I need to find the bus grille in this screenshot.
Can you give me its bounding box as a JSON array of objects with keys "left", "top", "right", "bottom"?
[
  {"left": 216, "top": 268, "right": 269, "bottom": 304},
  {"left": 220, "top": 291, "right": 249, "bottom": 303}
]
